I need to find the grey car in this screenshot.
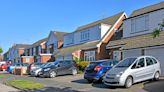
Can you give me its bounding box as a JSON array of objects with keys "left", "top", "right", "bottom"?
[
  {"left": 103, "top": 56, "right": 161, "bottom": 88},
  {"left": 30, "top": 62, "right": 54, "bottom": 77},
  {"left": 40, "top": 60, "right": 78, "bottom": 78}
]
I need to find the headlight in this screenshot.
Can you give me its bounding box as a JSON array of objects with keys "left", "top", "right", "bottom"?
[
  {"left": 44, "top": 68, "right": 50, "bottom": 71},
  {"left": 116, "top": 72, "right": 123, "bottom": 77}
]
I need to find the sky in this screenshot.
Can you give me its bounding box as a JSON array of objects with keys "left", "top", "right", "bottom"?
[{"left": 0, "top": 0, "right": 163, "bottom": 53}]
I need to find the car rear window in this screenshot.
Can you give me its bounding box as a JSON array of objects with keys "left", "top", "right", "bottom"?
[{"left": 87, "top": 62, "right": 100, "bottom": 69}]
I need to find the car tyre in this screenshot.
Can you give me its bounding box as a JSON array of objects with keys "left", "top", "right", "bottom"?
[
  {"left": 154, "top": 71, "right": 160, "bottom": 81},
  {"left": 72, "top": 68, "right": 77, "bottom": 75},
  {"left": 49, "top": 71, "right": 56, "bottom": 78},
  {"left": 125, "top": 76, "right": 133, "bottom": 88}
]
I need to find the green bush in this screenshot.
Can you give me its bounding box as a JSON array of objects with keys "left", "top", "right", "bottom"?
[{"left": 78, "top": 61, "right": 90, "bottom": 71}]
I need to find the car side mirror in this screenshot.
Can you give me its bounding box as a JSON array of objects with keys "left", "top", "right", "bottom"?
[{"left": 57, "top": 64, "right": 60, "bottom": 67}]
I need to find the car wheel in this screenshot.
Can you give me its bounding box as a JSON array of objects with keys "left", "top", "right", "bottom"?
[
  {"left": 154, "top": 72, "right": 160, "bottom": 81},
  {"left": 49, "top": 71, "right": 56, "bottom": 78},
  {"left": 72, "top": 68, "right": 77, "bottom": 75},
  {"left": 125, "top": 76, "right": 133, "bottom": 88}
]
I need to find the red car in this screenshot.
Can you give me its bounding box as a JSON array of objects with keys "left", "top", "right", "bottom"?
[{"left": 0, "top": 64, "right": 8, "bottom": 71}]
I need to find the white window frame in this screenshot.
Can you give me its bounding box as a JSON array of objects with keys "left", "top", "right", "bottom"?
[
  {"left": 81, "top": 30, "right": 90, "bottom": 41},
  {"left": 84, "top": 51, "right": 95, "bottom": 61},
  {"left": 131, "top": 14, "right": 149, "bottom": 33}
]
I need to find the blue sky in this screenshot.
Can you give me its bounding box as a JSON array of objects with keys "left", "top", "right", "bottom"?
[{"left": 0, "top": 0, "right": 163, "bottom": 53}]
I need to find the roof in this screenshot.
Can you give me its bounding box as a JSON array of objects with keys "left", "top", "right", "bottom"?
[
  {"left": 32, "top": 38, "right": 48, "bottom": 47},
  {"left": 53, "top": 31, "right": 68, "bottom": 40},
  {"left": 75, "top": 12, "right": 125, "bottom": 32},
  {"left": 106, "top": 31, "right": 164, "bottom": 50},
  {"left": 55, "top": 40, "right": 100, "bottom": 56},
  {"left": 129, "top": 2, "right": 164, "bottom": 18},
  {"left": 12, "top": 44, "right": 31, "bottom": 49}
]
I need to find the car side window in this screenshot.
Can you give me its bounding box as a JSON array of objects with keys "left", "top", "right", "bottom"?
[
  {"left": 146, "top": 57, "right": 154, "bottom": 66},
  {"left": 131, "top": 61, "right": 137, "bottom": 69},
  {"left": 137, "top": 58, "right": 145, "bottom": 68},
  {"left": 101, "top": 62, "right": 109, "bottom": 67},
  {"left": 151, "top": 58, "right": 157, "bottom": 64}
]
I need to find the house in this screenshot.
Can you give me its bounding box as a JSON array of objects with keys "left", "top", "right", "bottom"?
[
  {"left": 106, "top": 2, "right": 164, "bottom": 76},
  {"left": 3, "top": 51, "right": 9, "bottom": 61},
  {"left": 46, "top": 31, "right": 68, "bottom": 53},
  {"left": 7, "top": 44, "right": 31, "bottom": 63},
  {"left": 23, "top": 38, "right": 51, "bottom": 63},
  {"left": 55, "top": 12, "right": 127, "bottom": 61}
]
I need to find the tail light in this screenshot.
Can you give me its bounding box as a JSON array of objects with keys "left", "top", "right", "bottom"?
[{"left": 94, "top": 66, "right": 102, "bottom": 72}]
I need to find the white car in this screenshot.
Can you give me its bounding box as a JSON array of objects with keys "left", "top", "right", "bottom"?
[{"left": 103, "top": 56, "right": 161, "bottom": 88}]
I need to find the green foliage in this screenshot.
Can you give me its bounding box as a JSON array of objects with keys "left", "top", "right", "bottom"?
[
  {"left": 152, "top": 21, "right": 164, "bottom": 38},
  {"left": 0, "top": 47, "right": 3, "bottom": 54},
  {"left": 78, "top": 61, "right": 90, "bottom": 71},
  {"left": 74, "top": 57, "right": 81, "bottom": 64},
  {"left": 152, "top": 28, "right": 160, "bottom": 38}
]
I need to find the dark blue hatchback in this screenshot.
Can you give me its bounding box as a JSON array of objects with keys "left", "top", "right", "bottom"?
[{"left": 84, "top": 59, "right": 119, "bottom": 83}]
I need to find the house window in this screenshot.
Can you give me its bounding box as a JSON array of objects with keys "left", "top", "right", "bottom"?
[
  {"left": 54, "top": 42, "right": 58, "bottom": 49},
  {"left": 81, "top": 30, "right": 90, "bottom": 41},
  {"left": 66, "top": 34, "right": 74, "bottom": 45},
  {"left": 84, "top": 51, "right": 95, "bottom": 61},
  {"left": 49, "top": 44, "right": 54, "bottom": 53},
  {"left": 131, "top": 14, "right": 149, "bottom": 33}
]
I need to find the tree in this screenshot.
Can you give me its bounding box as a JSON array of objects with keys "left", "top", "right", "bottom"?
[
  {"left": 152, "top": 20, "right": 164, "bottom": 38},
  {"left": 0, "top": 47, "right": 3, "bottom": 55}
]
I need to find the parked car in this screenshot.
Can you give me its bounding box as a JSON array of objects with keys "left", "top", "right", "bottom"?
[
  {"left": 8, "top": 63, "right": 30, "bottom": 74},
  {"left": 40, "top": 60, "right": 78, "bottom": 78},
  {"left": 0, "top": 64, "right": 8, "bottom": 71},
  {"left": 7, "top": 63, "right": 16, "bottom": 73},
  {"left": 103, "top": 56, "right": 161, "bottom": 88},
  {"left": 30, "top": 62, "right": 54, "bottom": 77},
  {"left": 28, "top": 63, "right": 44, "bottom": 74},
  {"left": 84, "top": 59, "right": 119, "bottom": 83}
]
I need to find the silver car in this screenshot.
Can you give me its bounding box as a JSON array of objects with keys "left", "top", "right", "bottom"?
[
  {"left": 30, "top": 62, "right": 54, "bottom": 77},
  {"left": 103, "top": 56, "right": 161, "bottom": 88}
]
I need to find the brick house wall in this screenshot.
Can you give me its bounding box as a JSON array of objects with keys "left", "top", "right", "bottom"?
[
  {"left": 21, "top": 56, "right": 34, "bottom": 64},
  {"left": 40, "top": 55, "right": 51, "bottom": 63},
  {"left": 97, "top": 15, "right": 126, "bottom": 60}
]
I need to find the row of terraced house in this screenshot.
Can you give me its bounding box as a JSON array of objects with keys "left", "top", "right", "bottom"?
[{"left": 3, "top": 2, "right": 164, "bottom": 76}]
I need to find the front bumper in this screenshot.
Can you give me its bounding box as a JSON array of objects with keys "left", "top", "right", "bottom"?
[
  {"left": 39, "top": 71, "right": 50, "bottom": 77},
  {"left": 103, "top": 76, "right": 125, "bottom": 86}
]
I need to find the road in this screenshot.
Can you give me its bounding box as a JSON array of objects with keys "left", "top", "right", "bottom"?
[{"left": 0, "top": 71, "right": 164, "bottom": 92}]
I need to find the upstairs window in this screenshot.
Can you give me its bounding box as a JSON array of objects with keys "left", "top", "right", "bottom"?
[
  {"left": 81, "top": 30, "right": 90, "bottom": 41},
  {"left": 131, "top": 14, "right": 149, "bottom": 33},
  {"left": 66, "top": 34, "right": 74, "bottom": 45}
]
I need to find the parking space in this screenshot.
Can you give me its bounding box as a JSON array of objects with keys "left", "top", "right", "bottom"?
[{"left": 2, "top": 71, "right": 163, "bottom": 92}]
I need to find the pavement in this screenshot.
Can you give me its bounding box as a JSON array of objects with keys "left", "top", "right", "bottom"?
[
  {"left": 0, "top": 71, "right": 164, "bottom": 92},
  {"left": 0, "top": 83, "right": 20, "bottom": 92}
]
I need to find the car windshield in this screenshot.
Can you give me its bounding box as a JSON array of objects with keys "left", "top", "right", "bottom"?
[
  {"left": 115, "top": 58, "right": 137, "bottom": 68},
  {"left": 43, "top": 62, "right": 54, "bottom": 67}
]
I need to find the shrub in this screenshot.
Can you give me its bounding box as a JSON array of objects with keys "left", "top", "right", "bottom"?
[{"left": 78, "top": 61, "right": 90, "bottom": 71}]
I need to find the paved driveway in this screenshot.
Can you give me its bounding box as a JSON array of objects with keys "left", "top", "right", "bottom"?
[{"left": 0, "top": 71, "right": 164, "bottom": 92}]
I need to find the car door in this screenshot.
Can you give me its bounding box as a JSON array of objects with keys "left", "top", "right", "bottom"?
[
  {"left": 144, "top": 57, "right": 156, "bottom": 79},
  {"left": 131, "top": 57, "right": 147, "bottom": 83},
  {"left": 55, "top": 61, "right": 64, "bottom": 75},
  {"left": 62, "top": 60, "right": 72, "bottom": 75}
]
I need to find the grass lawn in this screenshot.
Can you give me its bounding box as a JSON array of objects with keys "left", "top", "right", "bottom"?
[
  {"left": 0, "top": 74, "right": 4, "bottom": 78},
  {"left": 5, "top": 80, "right": 44, "bottom": 90}
]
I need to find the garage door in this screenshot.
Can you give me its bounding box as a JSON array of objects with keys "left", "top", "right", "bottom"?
[
  {"left": 145, "top": 47, "right": 164, "bottom": 76},
  {"left": 123, "top": 49, "right": 141, "bottom": 59}
]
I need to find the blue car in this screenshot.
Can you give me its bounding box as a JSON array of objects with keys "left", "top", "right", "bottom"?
[
  {"left": 84, "top": 59, "right": 119, "bottom": 83},
  {"left": 7, "top": 63, "right": 16, "bottom": 73}
]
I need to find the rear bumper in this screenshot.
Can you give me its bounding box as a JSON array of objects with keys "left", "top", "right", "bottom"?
[{"left": 84, "top": 73, "right": 102, "bottom": 81}]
